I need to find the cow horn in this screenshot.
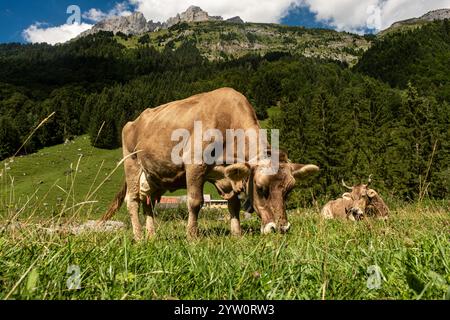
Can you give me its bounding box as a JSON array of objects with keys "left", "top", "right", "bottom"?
[
  {"left": 342, "top": 179, "right": 353, "bottom": 190},
  {"left": 367, "top": 175, "right": 373, "bottom": 187}
]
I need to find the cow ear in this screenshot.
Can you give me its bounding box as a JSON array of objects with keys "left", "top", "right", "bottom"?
[
  {"left": 367, "top": 189, "right": 377, "bottom": 198},
  {"left": 342, "top": 192, "right": 352, "bottom": 200},
  {"left": 291, "top": 164, "right": 320, "bottom": 181},
  {"left": 225, "top": 163, "right": 251, "bottom": 182}
]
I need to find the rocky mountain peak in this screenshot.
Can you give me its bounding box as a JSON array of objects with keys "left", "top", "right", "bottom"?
[
  {"left": 186, "top": 5, "right": 203, "bottom": 13},
  {"left": 166, "top": 5, "right": 223, "bottom": 28},
  {"left": 79, "top": 6, "right": 245, "bottom": 38},
  {"left": 80, "top": 11, "right": 149, "bottom": 37},
  {"left": 420, "top": 9, "right": 450, "bottom": 21}
]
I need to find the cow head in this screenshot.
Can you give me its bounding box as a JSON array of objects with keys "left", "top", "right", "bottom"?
[
  {"left": 224, "top": 156, "right": 319, "bottom": 234},
  {"left": 342, "top": 175, "right": 377, "bottom": 219}
]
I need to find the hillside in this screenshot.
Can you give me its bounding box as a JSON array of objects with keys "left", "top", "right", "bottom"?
[
  {"left": 117, "top": 21, "right": 370, "bottom": 65},
  {"left": 0, "top": 136, "right": 123, "bottom": 219},
  {"left": 357, "top": 20, "right": 450, "bottom": 101}
]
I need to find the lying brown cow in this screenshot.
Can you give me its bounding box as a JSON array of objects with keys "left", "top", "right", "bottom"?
[
  {"left": 101, "top": 88, "right": 320, "bottom": 240},
  {"left": 321, "top": 192, "right": 367, "bottom": 221},
  {"left": 321, "top": 176, "right": 389, "bottom": 221}
]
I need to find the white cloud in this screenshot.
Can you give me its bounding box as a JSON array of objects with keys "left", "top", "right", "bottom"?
[
  {"left": 22, "top": 22, "right": 93, "bottom": 45},
  {"left": 301, "top": 0, "right": 450, "bottom": 33},
  {"left": 83, "top": 2, "right": 133, "bottom": 22},
  {"left": 82, "top": 9, "right": 108, "bottom": 23},
  {"left": 111, "top": 2, "right": 134, "bottom": 17}
]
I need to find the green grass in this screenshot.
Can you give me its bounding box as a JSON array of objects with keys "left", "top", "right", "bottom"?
[
  {"left": 0, "top": 137, "right": 449, "bottom": 300},
  {"left": 0, "top": 205, "right": 448, "bottom": 300}
]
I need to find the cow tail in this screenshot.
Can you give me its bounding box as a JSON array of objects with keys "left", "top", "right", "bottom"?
[{"left": 99, "top": 182, "right": 127, "bottom": 223}]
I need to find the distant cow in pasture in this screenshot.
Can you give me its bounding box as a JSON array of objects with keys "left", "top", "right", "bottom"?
[
  {"left": 321, "top": 191, "right": 367, "bottom": 221},
  {"left": 321, "top": 176, "right": 390, "bottom": 221}
]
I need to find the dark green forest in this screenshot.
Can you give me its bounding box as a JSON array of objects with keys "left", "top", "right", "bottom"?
[
  {"left": 356, "top": 20, "right": 450, "bottom": 102},
  {"left": 0, "top": 21, "right": 449, "bottom": 201}
]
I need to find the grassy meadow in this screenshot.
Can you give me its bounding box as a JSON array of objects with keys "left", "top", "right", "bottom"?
[{"left": 0, "top": 136, "right": 449, "bottom": 300}]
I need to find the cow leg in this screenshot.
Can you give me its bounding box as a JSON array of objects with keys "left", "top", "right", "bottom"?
[
  {"left": 124, "top": 158, "right": 143, "bottom": 241},
  {"left": 142, "top": 196, "right": 157, "bottom": 238},
  {"left": 186, "top": 165, "right": 206, "bottom": 239},
  {"left": 228, "top": 195, "right": 242, "bottom": 236},
  {"left": 128, "top": 197, "right": 143, "bottom": 241}
]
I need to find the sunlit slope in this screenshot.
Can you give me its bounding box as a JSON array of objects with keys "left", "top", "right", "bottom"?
[{"left": 0, "top": 136, "right": 220, "bottom": 219}]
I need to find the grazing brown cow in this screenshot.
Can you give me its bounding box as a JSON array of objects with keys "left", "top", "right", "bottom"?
[
  {"left": 321, "top": 176, "right": 390, "bottom": 221},
  {"left": 101, "top": 88, "right": 320, "bottom": 240}
]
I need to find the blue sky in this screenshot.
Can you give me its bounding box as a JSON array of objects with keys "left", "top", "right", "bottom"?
[
  {"left": 281, "top": 6, "right": 333, "bottom": 30},
  {"left": 0, "top": 1, "right": 119, "bottom": 43},
  {"left": 1, "top": 0, "right": 449, "bottom": 44}
]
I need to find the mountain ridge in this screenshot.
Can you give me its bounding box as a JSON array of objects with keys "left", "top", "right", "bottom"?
[
  {"left": 391, "top": 8, "right": 450, "bottom": 28},
  {"left": 381, "top": 8, "right": 450, "bottom": 35},
  {"left": 114, "top": 21, "right": 371, "bottom": 65},
  {"left": 79, "top": 6, "right": 244, "bottom": 37}
]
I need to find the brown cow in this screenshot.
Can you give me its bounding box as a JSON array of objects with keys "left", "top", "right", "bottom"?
[
  {"left": 321, "top": 176, "right": 390, "bottom": 221},
  {"left": 321, "top": 192, "right": 367, "bottom": 221},
  {"left": 101, "top": 88, "right": 319, "bottom": 240}
]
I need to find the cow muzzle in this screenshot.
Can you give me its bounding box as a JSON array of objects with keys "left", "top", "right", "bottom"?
[
  {"left": 348, "top": 208, "right": 364, "bottom": 221},
  {"left": 279, "top": 222, "right": 291, "bottom": 234},
  {"left": 261, "top": 222, "right": 291, "bottom": 235},
  {"left": 261, "top": 222, "right": 277, "bottom": 235}
]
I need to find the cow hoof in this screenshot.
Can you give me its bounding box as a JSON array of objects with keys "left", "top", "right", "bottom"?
[
  {"left": 231, "top": 219, "right": 242, "bottom": 237},
  {"left": 261, "top": 223, "right": 277, "bottom": 235},
  {"left": 231, "top": 230, "right": 242, "bottom": 237},
  {"left": 280, "top": 223, "right": 291, "bottom": 234},
  {"left": 187, "top": 228, "right": 200, "bottom": 240},
  {"left": 145, "top": 232, "right": 156, "bottom": 241}
]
